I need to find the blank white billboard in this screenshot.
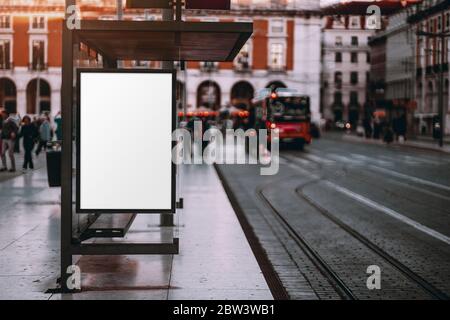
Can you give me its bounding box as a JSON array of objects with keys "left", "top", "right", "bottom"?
[{"left": 77, "top": 70, "right": 175, "bottom": 213}]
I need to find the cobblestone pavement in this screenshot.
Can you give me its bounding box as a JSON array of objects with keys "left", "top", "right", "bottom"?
[{"left": 217, "top": 133, "right": 450, "bottom": 300}]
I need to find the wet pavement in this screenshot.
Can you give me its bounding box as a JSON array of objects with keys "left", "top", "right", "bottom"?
[{"left": 0, "top": 163, "right": 272, "bottom": 300}]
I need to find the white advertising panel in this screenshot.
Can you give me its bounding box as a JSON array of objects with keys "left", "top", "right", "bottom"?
[{"left": 77, "top": 70, "right": 175, "bottom": 213}]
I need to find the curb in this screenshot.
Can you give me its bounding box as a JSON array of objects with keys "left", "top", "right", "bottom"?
[
  {"left": 214, "top": 164, "right": 290, "bottom": 300},
  {"left": 341, "top": 134, "right": 450, "bottom": 155}
]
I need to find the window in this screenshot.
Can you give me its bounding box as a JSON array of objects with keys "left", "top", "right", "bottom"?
[
  {"left": 0, "top": 40, "right": 11, "bottom": 69},
  {"left": 351, "top": 52, "right": 358, "bottom": 63},
  {"left": 438, "top": 16, "right": 442, "bottom": 31},
  {"left": 270, "top": 43, "right": 285, "bottom": 70},
  {"left": 32, "top": 40, "right": 45, "bottom": 70},
  {"left": 350, "top": 16, "right": 360, "bottom": 29},
  {"left": 366, "top": 52, "right": 371, "bottom": 63},
  {"left": 271, "top": 19, "right": 285, "bottom": 34},
  {"left": 446, "top": 13, "right": 450, "bottom": 30},
  {"left": 235, "top": 43, "right": 251, "bottom": 71},
  {"left": 334, "top": 91, "right": 342, "bottom": 103},
  {"left": 350, "top": 72, "right": 358, "bottom": 85},
  {"left": 335, "top": 36, "right": 343, "bottom": 46},
  {"left": 366, "top": 72, "right": 370, "bottom": 84},
  {"left": 350, "top": 91, "right": 358, "bottom": 104},
  {"left": 334, "top": 71, "right": 342, "bottom": 88},
  {"left": 333, "top": 16, "right": 346, "bottom": 28},
  {"left": 200, "top": 61, "right": 218, "bottom": 72},
  {"left": 31, "top": 16, "right": 45, "bottom": 30},
  {"left": 335, "top": 52, "right": 342, "bottom": 63},
  {"left": 0, "top": 15, "right": 11, "bottom": 29},
  {"left": 351, "top": 36, "right": 359, "bottom": 46}
]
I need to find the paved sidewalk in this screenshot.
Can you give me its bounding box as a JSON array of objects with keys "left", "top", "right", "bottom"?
[
  {"left": 0, "top": 150, "right": 46, "bottom": 183},
  {"left": 0, "top": 163, "right": 272, "bottom": 300},
  {"left": 342, "top": 134, "right": 450, "bottom": 154}
]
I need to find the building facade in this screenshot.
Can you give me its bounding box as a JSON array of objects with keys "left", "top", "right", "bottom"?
[
  {"left": 321, "top": 14, "right": 374, "bottom": 127},
  {"left": 0, "top": 0, "right": 323, "bottom": 122},
  {"left": 0, "top": 0, "right": 66, "bottom": 117},
  {"left": 408, "top": 0, "right": 450, "bottom": 135},
  {"left": 181, "top": 0, "right": 323, "bottom": 122},
  {"left": 375, "top": 8, "right": 417, "bottom": 135}
]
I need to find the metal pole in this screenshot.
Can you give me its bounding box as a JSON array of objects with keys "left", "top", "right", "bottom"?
[
  {"left": 116, "top": 0, "right": 123, "bottom": 68},
  {"left": 36, "top": 61, "right": 40, "bottom": 114},
  {"left": 438, "top": 35, "right": 445, "bottom": 147},
  {"left": 116, "top": 0, "right": 123, "bottom": 20},
  {"left": 160, "top": 2, "right": 175, "bottom": 227},
  {"left": 61, "top": 0, "right": 75, "bottom": 292}
]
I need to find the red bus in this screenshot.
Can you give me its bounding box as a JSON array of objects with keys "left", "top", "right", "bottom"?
[{"left": 252, "top": 88, "right": 312, "bottom": 150}]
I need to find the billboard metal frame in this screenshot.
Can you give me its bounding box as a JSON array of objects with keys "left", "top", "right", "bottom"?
[{"left": 75, "top": 68, "right": 177, "bottom": 214}]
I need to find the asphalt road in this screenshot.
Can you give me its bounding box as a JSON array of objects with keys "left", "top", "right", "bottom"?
[{"left": 216, "top": 133, "right": 450, "bottom": 300}]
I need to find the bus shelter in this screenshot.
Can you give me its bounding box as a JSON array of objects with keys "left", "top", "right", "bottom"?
[{"left": 60, "top": 0, "right": 252, "bottom": 292}]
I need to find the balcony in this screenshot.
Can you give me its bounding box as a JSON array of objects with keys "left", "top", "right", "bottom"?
[
  {"left": 29, "top": 62, "right": 48, "bottom": 71},
  {"left": 200, "top": 62, "right": 218, "bottom": 73},
  {"left": 232, "top": 0, "right": 291, "bottom": 11},
  {"left": 268, "top": 65, "right": 287, "bottom": 74},
  {"left": 234, "top": 62, "right": 252, "bottom": 74},
  {"left": 425, "top": 63, "right": 449, "bottom": 75},
  {"left": 0, "top": 61, "right": 12, "bottom": 70}
]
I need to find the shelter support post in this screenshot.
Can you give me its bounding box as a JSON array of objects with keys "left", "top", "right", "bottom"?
[
  {"left": 61, "top": 0, "right": 75, "bottom": 293},
  {"left": 160, "top": 6, "right": 175, "bottom": 227}
]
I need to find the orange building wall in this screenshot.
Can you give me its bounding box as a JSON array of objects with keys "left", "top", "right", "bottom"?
[
  {"left": 287, "top": 20, "right": 294, "bottom": 71},
  {"left": 219, "top": 62, "right": 234, "bottom": 70},
  {"left": 252, "top": 19, "right": 268, "bottom": 70},
  {"left": 47, "top": 18, "right": 62, "bottom": 67},
  {"left": 12, "top": 16, "right": 29, "bottom": 67},
  {"left": 187, "top": 61, "right": 200, "bottom": 68}
]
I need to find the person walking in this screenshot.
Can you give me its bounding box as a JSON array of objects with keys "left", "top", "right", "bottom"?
[
  {"left": 18, "top": 116, "right": 38, "bottom": 171},
  {"left": 35, "top": 115, "right": 52, "bottom": 157},
  {"left": 0, "top": 111, "right": 19, "bottom": 172},
  {"left": 54, "top": 112, "right": 62, "bottom": 141},
  {"left": 13, "top": 113, "right": 21, "bottom": 153},
  {"left": 383, "top": 121, "right": 394, "bottom": 145}
]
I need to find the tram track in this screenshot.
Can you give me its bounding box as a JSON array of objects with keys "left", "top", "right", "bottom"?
[
  {"left": 277, "top": 154, "right": 449, "bottom": 300},
  {"left": 255, "top": 183, "right": 358, "bottom": 300}
]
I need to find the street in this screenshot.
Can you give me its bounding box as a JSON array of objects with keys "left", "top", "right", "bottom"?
[{"left": 217, "top": 133, "right": 450, "bottom": 300}]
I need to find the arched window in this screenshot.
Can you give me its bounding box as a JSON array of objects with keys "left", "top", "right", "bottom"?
[
  {"left": 230, "top": 81, "right": 254, "bottom": 109},
  {"left": 0, "top": 78, "right": 17, "bottom": 113},
  {"left": 265, "top": 80, "right": 287, "bottom": 90},
  {"left": 26, "top": 78, "right": 51, "bottom": 114},
  {"left": 197, "top": 80, "right": 221, "bottom": 110}
]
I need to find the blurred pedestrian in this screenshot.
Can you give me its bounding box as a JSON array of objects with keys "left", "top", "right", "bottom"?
[
  {"left": 35, "top": 115, "right": 52, "bottom": 157},
  {"left": 383, "top": 122, "right": 394, "bottom": 144},
  {"left": 18, "top": 115, "right": 38, "bottom": 171},
  {"left": 13, "top": 113, "right": 21, "bottom": 153},
  {"left": 396, "top": 114, "right": 407, "bottom": 142},
  {"left": 373, "top": 117, "right": 381, "bottom": 140},
  {"left": 0, "top": 111, "right": 19, "bottom": 172},
  {"left": 363, "top": 118, "right": 373, "bottom": 138},
  {"left": 54, "top": 112, "right": 62, "bottom": 141}
]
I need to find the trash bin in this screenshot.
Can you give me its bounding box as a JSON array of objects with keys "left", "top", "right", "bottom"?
[{"left": 46, "top": 141, "right": 62, "bottom": 187}]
